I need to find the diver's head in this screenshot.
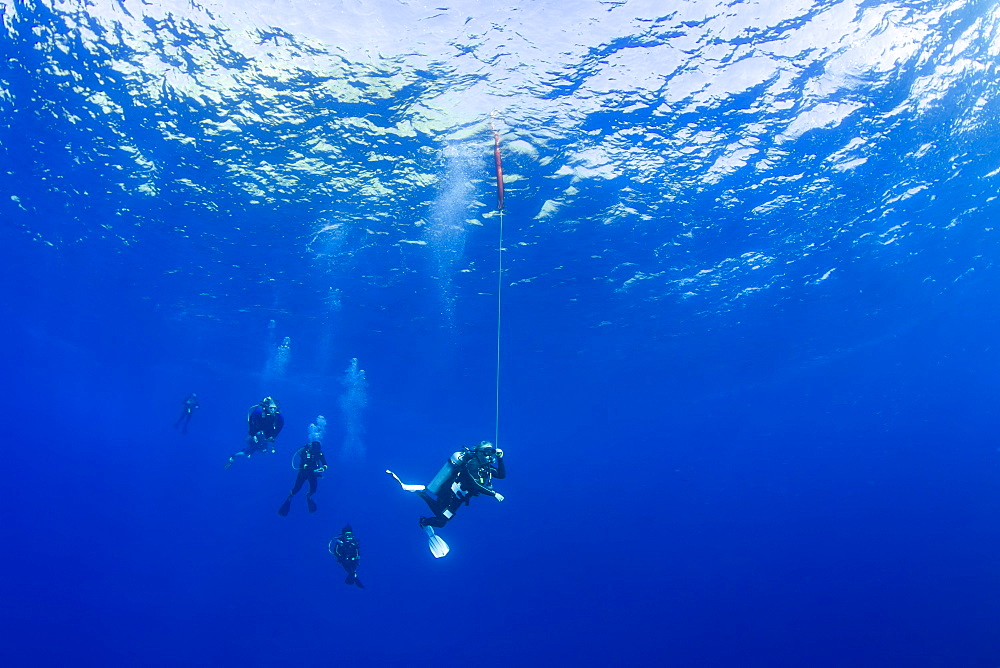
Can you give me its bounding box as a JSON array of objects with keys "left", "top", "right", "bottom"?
[
  {"left": 308, "top": 440, "right": 321, "bottom": 450},
  {"left": 470, "top": 442, "right": 496, "bottom": 465},
  {"left": 342, "top": 524, "right": 353, "bottom": 534},
  {"left": 261, "top": 396, "right": 278, "bottom": 413}
]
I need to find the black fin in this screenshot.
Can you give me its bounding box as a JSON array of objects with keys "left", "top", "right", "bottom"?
[
  {"left": 307, "top": 497, "right": 317, "bottom": 513},
  {"left": 278, "top": 498, "right": 291, "bottom": 516}
]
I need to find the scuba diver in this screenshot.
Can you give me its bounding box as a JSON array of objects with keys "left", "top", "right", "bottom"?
[
  {"left": 329, "top": 525, "right": 364, "bottom": 589},
  {"left": 224, "top": 396, "right": 285, "bottom": 469},
  {"left": 278, "top": 440, "right": 328, "bottom": 516},
  {"left": 387, "top": 441, "right": 506, "bottom": 558},
  {"left": 173, "top": 393, "right": 199, "bottom": 434}
]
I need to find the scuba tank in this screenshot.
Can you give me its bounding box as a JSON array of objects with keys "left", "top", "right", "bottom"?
[{"left": 426, "top": 451, "right": 465, "bottom": 495}]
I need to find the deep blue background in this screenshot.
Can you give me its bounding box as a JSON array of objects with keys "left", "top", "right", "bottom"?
[
  {"left": 4, "top": 212, "right": 1000, "bottom": 667},
  {"left": 4, "top": 1, "right": 1000, "bottom": 666}
]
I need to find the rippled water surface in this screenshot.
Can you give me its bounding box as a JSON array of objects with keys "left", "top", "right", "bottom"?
[{"left": 3, "top": 0, "right": 1000, "bottom": 665}]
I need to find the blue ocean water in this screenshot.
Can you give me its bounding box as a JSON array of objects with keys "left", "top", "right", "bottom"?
[{"left": 3, "top": 0, "right": 1000, "bottom": 665}]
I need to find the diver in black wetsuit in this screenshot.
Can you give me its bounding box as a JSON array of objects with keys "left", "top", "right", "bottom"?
[
  {"left": 173, "top": 393, "right": 199, "bottom": 434},
  {"left": 330, "top": 525, "right": 364, "bottom": 588},
  {"left": 417, "top": 442, "right": 506, "bottom": 529},
  {"left": 278, "top": 441, "right": 328, "bottom": 516},
  {"left": 224, "top": 397, "right": 285, "bottom": 469},
  {"left": 387, "top": 442, "right": 506, "bottom": 558}
]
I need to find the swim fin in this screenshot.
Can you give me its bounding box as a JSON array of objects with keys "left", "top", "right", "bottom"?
[
  {"left": 307, "top": 496, "right": 317, "bottom": 513},
  {"left": 223, "top": 457, "right": 235, "bottom": 470},
  {"left": 424, "top": 524, "right": 450, "bottom": 558},
  {"left": 278, "top": 497, "right": 291, "bottom": 516},
  {"left": 386, "top": 470, "right": 426, "bottom": 492}
]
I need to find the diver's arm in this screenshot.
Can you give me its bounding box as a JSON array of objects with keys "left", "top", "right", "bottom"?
[
  {"left": 470, "top": 483, "right": 503, "bottom": 501},
  {"left": 493, "top": 454, "right": 506, "bottom": 479},
  {"left": 474, "top": 484, "right": 498, "bottom": 497},
  {"left": 461, "top": 468, "right": 498, "bottom": 497}
]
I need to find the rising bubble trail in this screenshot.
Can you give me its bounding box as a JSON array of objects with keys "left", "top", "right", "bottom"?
[{"left": 339, "top": 358, "right": 368, "bottom": 460}]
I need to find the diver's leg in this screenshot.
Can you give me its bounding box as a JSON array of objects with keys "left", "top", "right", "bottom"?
[
  {"left": 246, "top": 432, "right": 264, "bottom": 456},
  {"left": 290, "top": 471, "right": 308, "bottom": 496},
  {"left": 419, "top": 491, "right": 462, "bottom": 527},
  {"left": 349, "top": 562, "right": 363, "bottom": 587},
  {"left": 343, "top": 561, "right": 358, "bottom": 585},
  {"left": 279, "top": 472, "right": 306, "bottom": 516},
  {"left": 417, "top": 490, "right": 453, "bottom": 528},
  {"left": 420, "top": 515, "right": 448, "bottom": 528},
  {"left": 306, "top": 474, "right": 318, "bottom": 513},
  {"left": 417, "top": 490, "right": 444, "bottom": 515},
  {"left": 224, "top": 450, "right": 247, "bottom": 469},
  {"left": 445, "top": 494, "right": 464, "bottom": 515}
]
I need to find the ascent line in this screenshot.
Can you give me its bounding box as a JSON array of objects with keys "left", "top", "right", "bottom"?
[
  {"left": 493, "top": 122, "right": 505, "bottom": 211},
  {"left": 492, "top": 117, "right": 504, "bottom": 448}
]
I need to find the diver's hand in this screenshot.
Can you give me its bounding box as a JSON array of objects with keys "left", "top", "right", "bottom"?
[
  {"left": 494, "top": 493, "right": 505, "bottom": 502},
  {"left": 495, "top": 448, "right": 504, "bottom": 458}
]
